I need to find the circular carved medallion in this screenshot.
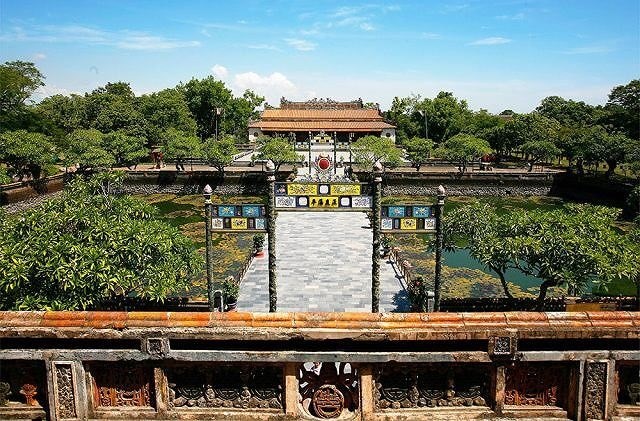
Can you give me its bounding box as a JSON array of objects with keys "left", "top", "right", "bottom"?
[{"left": 312, "top": 385, "right": 344, "bottom": 419}]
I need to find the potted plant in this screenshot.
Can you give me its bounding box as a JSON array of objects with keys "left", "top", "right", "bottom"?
[
  {"left": 253, "top": 233, "right": 265, "bottom": 257},
  {"left": 221, "top": 276, "right": 239, "bottom": 311}
]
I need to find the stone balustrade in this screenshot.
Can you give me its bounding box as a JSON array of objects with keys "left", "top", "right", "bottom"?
[{"left": 0, "top": 311, "right": 638, "bottom": 420}]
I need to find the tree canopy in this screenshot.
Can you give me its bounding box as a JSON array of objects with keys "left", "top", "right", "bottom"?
[
  {"left": 256, "top": 136, "right": 300, "bottom": 171},
  {"left": 204, "top": 134, "right": 238, "bottom": 173},
  {"left": 433, "top": 133, "right": 491, "bottom": 173},
  {"left": 0, "top": 173, "right": 202, "bottom": 310},
  {"left": 444, "top": 203, "right": 631, "bottom": 308},
  {"left": 351, "top": 135, "right": 402, "bottom": 169}
]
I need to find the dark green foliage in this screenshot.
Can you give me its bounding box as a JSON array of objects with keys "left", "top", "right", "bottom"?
[
  {"left": 0, "top": 130, "right": 56, "bottom": 179},
  {"left": 0, "top": 173, "right": 202, "bottom": 310},
  {"left": 433, "top": 133, "right": 491, "bottom": 174}
]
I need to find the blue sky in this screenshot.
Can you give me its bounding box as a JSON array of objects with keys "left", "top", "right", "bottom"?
[{"left": 1, "top": 0, "right": 638, "bottom": 112}]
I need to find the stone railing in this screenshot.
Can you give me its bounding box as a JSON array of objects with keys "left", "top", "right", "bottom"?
[{"left": 0, "top": 311, "right": 638, "bottom": 420}]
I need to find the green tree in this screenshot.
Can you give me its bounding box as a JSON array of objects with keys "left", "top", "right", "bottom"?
[
  {"left": 433, "top": 133, "right": 491, "bottom": 174},
  {"left": 596, "top": 133, "right": 635, "bottom": 179},
  {"left": 36, "top": 94, "right": 87, "bottom": 142},
  {"left": 0, "top": 130, "right": 56, "bottom": 179},
  {"left": 602, "top": 79, "right": 639, "bottom": 140},
  {"left": 351, "top": 135, "right": 402, "bottom": 169},
  {"left": 0, "top": 167, "right": 12, "bottom": 184},
  {"left": 256, "top": 136, "right": 300, "bottom": 171},
  {"left": 418, "top": 92, "right": 472, "bottom": 143},
  {"left": 178, "top": 76, "right": 234, "bottom": 140},
  {"left": 223, "top": 90, "right": 264, "bottom": 140},
  {"left": 65, "top": 129, "right": 114, "bottom": 171},
  {"left": 521, "top": 140, "right": 561, "bottom": 172},
  {"left": 0, "top": 173, "right": 202, "bottom": 310},
  {"left": 84, "top": 82, "right": 147, "bottom": 136},
  {"left": 536, "top": 95, "right": 598, "bottom": 127},
  {"left": 0, "top": 61, "right": 44, "bottom": 113},
  {"left": 505, "top": 113, "right": 560, "bottom": 153},
  {"left": 204, "top": 135, "right": 238, "bottom": 173},
  {"left": 445, "top": 203, "right": 627, "bottom": 308},
  {"left": 403, "top": 137, "right": 433, "bottom": 170},
  {"left": 138, "top": 88, "right": 197, "bottom": 145},
  {"left": 161, "top": 128, "right": 201, "bottom": 171},
  {"left": 103, "top": 130, "right": 148, "bottom": 169}
]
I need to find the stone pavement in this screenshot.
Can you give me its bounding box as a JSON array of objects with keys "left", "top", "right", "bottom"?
[{"left": 238, "top": 211, "right": 409, "bottom": 312}]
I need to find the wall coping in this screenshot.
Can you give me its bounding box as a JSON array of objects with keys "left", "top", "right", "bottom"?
[{"left": 0, "top": 311, "right": 637, "bottom": 341}]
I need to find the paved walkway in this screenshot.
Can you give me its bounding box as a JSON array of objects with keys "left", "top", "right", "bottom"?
[{"left": 238, "top": 212, "right": 409, "bottom": 312}]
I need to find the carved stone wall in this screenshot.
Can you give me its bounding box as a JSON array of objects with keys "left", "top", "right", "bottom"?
[
  {"left": 505, "top": 363, "right": 567, "bottom": 407},
  {"left": 299, "top": 362, "right": 358, "bottom": 418},
  {"left": 374, "top": 364, "right": 489, "bottom": 410},
  {"left": 584, "top": 361, "right": 607, "bottom": 419},
  {"left": 166, "top": 364, "right": 282, "bottom": 410},
  {"left": 54, "top": 363, "right": 77, "bottom": 419},
  {"left": 90, "top": 363, "right": 153, "bottom": 408}
]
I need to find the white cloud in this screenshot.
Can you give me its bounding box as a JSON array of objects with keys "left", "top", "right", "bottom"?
[
  {"left": 421, "top": 32, "right": 442, "bottom": 40},
  {"left": 469, "top": 37, "right": 511, "bottom": 45},
  {"left": 496, "top": 12, "right": 525, "bottom": 20},
  {"left": 1, "top": 24, "right": 200, "bottom": 51},
  {"left": 234, "top": 72, "right": 296, "bottom": 91},
  {"left": 212, "top": 64, "right": 228, "bottom": 79},
  {"left": 565, "top": 45, "right": 614, "bottom": 54},
  {"left": 359, "top": 22, "right": 375, "bottom": 31},
  {"left": 285, "top": 38, "right": 316, "bottom": 51},
  {"left": 246, "top": 44, "right": 281, "bottom": 51},
  {"left": 116, "top": 35, "right": 200, "bottom": 50},
  {"left": 32, "top": 52, "right": 47, "bottom": 61}
]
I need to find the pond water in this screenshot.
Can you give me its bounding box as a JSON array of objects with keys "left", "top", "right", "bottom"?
[{"left": 444, "top": 248, "right": 542, "bottom": 290}]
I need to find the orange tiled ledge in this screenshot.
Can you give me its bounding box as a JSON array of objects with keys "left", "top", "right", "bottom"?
[{"left": 0, "top": 311, "right": 638, "bottom": 332}]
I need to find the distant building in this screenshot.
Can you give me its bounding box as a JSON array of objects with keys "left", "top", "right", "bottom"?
[{"left": 248, "top": 97, "right": 396, "bottom": 146}]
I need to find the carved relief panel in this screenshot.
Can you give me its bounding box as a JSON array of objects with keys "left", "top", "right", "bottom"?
[
  {"left": 374, "top": 363, "right": 489, "bottom": 410},
  {"left": 298, "top": 362, "right": 359, "bottom": 419},
  {"left": 53, "top": 362, "right": 77, "bottom": 419},
  {"left": 166, "top": 364, "right": 282, "bottom": 410},
  {"left": 89, "top": 363, "right": 153, "bottom": 408},
  {"left": 0, "top": 361, "right": 46, "bottom": 410},
  {"left": 584, "top": 361, "right": 607, "bottom": 419},
  {"left": 505, "top": 363, "right": 567, "bottom": 407}
]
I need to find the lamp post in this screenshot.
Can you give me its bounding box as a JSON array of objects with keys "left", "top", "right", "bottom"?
[
  {"left": 371, "top": 161, "right": 383, "bottom": 313},
  {"left": 308, "top": 131, "right": 312, "bottom": 173},
  {"left": 203, "top": 184, "right": 215, "bottom": 311},
  {"left": 434, "top": 185, "right": 446, "bottom": 311},
  {"left": 215, "top": 107, "right": 223, "bottom": 141},
  {"left": 418, "top": 109, "right": 429, "bottom": 141},
  {"left": 265, "top": 159, "right": 277, "bottom": 312}
]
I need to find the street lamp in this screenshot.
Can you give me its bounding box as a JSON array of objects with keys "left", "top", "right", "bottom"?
[
  {"left": 215, "top": 107, "right": 224, "bottom": 140},
  {"left": 418, "top": 109, "right": 429, "bottom": 141}
]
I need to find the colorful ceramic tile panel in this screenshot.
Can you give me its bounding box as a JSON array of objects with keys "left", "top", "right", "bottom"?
[
  {"left": 400, "top": 218, "right": 418, "bottom": 230},
  {"left": 255, "top": 218, "right": 266, "bottom": 230},
  {"left": 287, "top": 184, "right": 318, "bottom": 196},
  {"left": 351, "top": 196, "right": 372, "bottom": 208},
  {"left": 381, "top": 218, "right": 393, "bottom": 230},
  {"left": 211, "top": 218, "right": 224, "bottom": 229},
  {"left": 387, "top": 206, "right": 406, "bottom": 217},
  {"left": 275, "top": 196, "right": 296, "bottom": 208},
  {"left": 231, "top": 218, "right": 248, "bottom": 230},
  {"left": 242, "top": 205, "right": 261, "bottom": 217},
  {"left": 423, "top": 218, "right": 436, "bottom": 230},
  {"left": 412, "top": 206, "right": 432, "bottom": 218},
  {"left": 218, "top": 206, "right": 236, "bottom": 217},
  {"left": 330, "top": 184, "right": 361, "bottom": 196}
]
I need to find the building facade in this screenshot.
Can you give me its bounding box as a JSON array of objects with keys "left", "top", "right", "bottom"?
[{"left": 248, "top": 98, "right": 396, "bottom": 146}]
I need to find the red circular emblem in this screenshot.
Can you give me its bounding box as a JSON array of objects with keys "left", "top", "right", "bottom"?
[{"left": 318, "top": 157, "right": 331, "bottom": 170}]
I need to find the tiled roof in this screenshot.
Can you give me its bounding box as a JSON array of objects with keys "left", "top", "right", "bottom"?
[
  {"left": 260, "top": 109, "right": 385, "bottom": 121},
  {"left": 248, "top": 120, "right": 395, "bottom": 131}
]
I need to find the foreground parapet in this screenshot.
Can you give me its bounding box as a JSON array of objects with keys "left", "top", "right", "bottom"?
[{"left": 0, "top": 311, "right": 638, "bottom": 420}]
